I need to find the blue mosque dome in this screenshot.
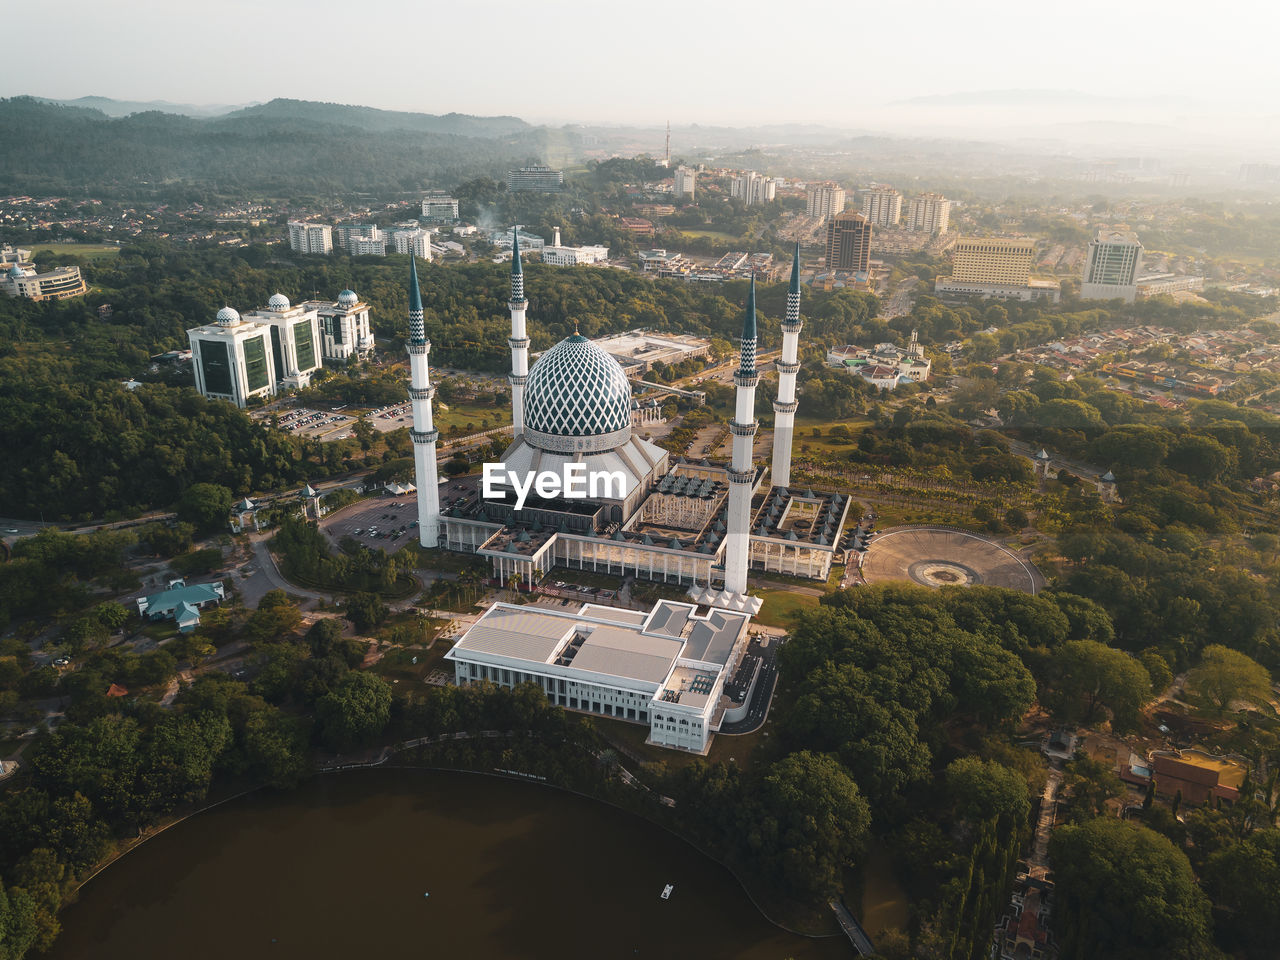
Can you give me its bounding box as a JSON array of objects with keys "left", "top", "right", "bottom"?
[
  {"left": 7, "top": 264, "right": 23, "bottom": 279},
  {"left": 522, "top": 334, "right": 632, "bottom": 451},
  {"left": 215, "top": 306, "right": 241, "bottom": 325},
  {"left": 268, "top": 293, "right": 290, "bottom": 310},
  {"left": 337, "top": 289, "right": 358, "bottom": 306}
]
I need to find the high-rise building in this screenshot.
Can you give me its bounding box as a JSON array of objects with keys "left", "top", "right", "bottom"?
[
  {"left": 825, "top": 210, "right": 873, "bottom": 273},
  {"left": 507, "top": 165, "right": 564, "bottom": 192},
  {"left": 906, "top": 193, "right": 951, "bottom": 235},
  {"left": 287, "top": 221, "right": 333, "bottom": 254},
  {"left": 393, "top": 227, "right": 434, "bottom": 260},
  {"left": 242, "top": 294, "right": 323, "bottom": 392},
  {"left": 674, "top": 165, "right": 696, "bottom": 199},
  {"left": 730, "top": 172, "right": 776, "bottom": 206},
  {"left": 307, "top": 289, "right": 374, "bottom": 362},
  {"left": 187, "top": 307, "right": 278, "bottom": 408},
  {"left": 805, "top": 184, "right": 846, "bottom": 221},
  {"left": 1080, "top": 227, "right": 1143, "bottom": 303},
  {"left": 935, "top": 237, "right": 1060, "bottom": 302},
  {"left": 948, "top": 238, "right": 1034, "bottom": 284},
  {"left": 348, "top": 227, "right": 386, "bottom": 256},
  {"left": 334, "top": 224, "right": 376, "bottom": 250},
  {"left": 421, "top": 195, "right": 460, "bottom": 220},
  {"left": 861, "top": 187, "right": 902, "bottom": 227}
]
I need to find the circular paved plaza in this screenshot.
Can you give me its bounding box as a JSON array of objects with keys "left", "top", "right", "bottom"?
[{"left": 861, "top": 527, "right": 1042, "bottom": 594}]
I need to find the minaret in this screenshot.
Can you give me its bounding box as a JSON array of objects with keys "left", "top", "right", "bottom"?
[
  {"left": 724, "top": 276, "right": 760, "bottom": 598},
  {"left": 508, "top": 230, "right": 529, "bottom": 437},
  {"left": 407, "top": 256, "right": 441, "bottom": 548},
  {"left": 771, "top": 244, "right": 803, "bottom": 488}
]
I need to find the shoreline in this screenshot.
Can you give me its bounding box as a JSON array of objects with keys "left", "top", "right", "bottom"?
[{"left": 67, "top": 754, "right": 843, "bottom": 941}]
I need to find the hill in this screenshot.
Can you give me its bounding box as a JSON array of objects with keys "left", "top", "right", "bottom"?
[
  {"left": 0, "top": 97, "right": 555, "bottom": 199},
  {"left": 33, "top": 95, "right": 250, "bottom": 118},
  {"left": 224, "top": 98, "right": 530, "bottom": 138}
]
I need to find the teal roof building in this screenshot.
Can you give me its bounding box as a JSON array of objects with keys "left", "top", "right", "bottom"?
[{"left": 137, "top": 579, "right": 226, "bottom": 633}]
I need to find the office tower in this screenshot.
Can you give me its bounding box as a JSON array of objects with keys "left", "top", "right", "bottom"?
[
  {"left": 507, "top": 165, "right": 564, "bottom": 192},
  {"left": 1080, "top": 227, "right": 1143, "bottom": 303},
  {"left": 825, "top": 210, "right": 873, "bottom": 273}
]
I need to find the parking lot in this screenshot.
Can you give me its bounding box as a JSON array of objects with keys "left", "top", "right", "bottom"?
[
  {"left": 367, "top": 402, "right": 413, "bottom": 433},
  {"left": 262, "top": 406, "right": 355, "bottom": 441},
  {"left": 322, "top": 498, "right": 419, "bottom": 551}
]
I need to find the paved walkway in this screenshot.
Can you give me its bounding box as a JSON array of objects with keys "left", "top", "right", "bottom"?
[
  {"left": 241, "top": 537, "right": 333, "bottom": 607},
  {"left": 829, "top": 898, "right": 876, "bottom": 955},
  {"left": 1028, "top": 767, "right": 1063, "bottom": 880}
]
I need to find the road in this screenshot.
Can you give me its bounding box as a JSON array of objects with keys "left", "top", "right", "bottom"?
[
  {"left": 717, "top": 636, "right": 780, "bottom": 735},
  {"left": 881, "top": 276, "right": 919, "bottom": 319}
]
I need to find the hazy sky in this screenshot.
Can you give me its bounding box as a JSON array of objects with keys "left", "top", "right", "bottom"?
[{"left": 2, "top": 0, "right": 1276, "bottom": 127}]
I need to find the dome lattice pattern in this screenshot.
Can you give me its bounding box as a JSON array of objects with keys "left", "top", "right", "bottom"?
[{"left": 523, "top": 335, "right": 632, "bottom": 453}]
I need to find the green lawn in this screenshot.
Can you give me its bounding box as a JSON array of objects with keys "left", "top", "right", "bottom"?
[
  {"left": 678, "top": 229, "right": 740, "bottom": 243},
  {"left": 29, "top": 243, "right": 122, "bottom": 260},
  {"left": 435, "top": 400, "right": 511, "bottom": 436},
  {"left": 750, "top": 589, "right": 819, "bottom": 629}
]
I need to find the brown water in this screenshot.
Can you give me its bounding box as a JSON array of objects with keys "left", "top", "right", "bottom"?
[{"left": 50, "top": 769, "right": 851, "bottom": 960}]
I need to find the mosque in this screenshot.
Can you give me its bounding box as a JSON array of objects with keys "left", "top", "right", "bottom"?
[
  {"left": 404, "top": 235, "right": 849, "bottom": 614},
  {"left": 403, "top": 236, "right": 848, "bottom": 752}
]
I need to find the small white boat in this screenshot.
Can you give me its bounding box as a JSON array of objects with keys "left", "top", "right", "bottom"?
[{"left": 660, "top": 884, "right": 674, "bottom": 900}]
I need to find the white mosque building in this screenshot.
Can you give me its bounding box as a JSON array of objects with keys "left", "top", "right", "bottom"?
[
  {"left": 402, "top": 239, "right": 848, "bottom": 751},
  {"left": 409, "top": 235, "right": 849, "bottom": 599}
]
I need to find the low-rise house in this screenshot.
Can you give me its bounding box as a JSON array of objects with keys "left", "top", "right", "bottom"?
[{"left": 137, "top": 579, "right": 225, "bottom": 633}]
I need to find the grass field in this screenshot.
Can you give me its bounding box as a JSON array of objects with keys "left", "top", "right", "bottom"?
[
  {"left": 30, "top": 243, "right": 122, "bottom": 260},
  {"left": 435, "top": 400, "right": 511, "bottom": 435},
  {"left": 750, "top": 589, "right": 819, "bottom": 629},
  {"left": 678, "top": 229, "right": 740, "bottom": 243}
]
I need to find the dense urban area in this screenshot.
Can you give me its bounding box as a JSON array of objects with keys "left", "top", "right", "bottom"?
[{"left": 1, "top": 92, "right": 1280, "bottom": 960}]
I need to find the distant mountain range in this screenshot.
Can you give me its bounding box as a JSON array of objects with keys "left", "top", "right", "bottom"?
[
  {"left": 27, "top": 95, "right": 531, "bottom": 139},
  {"left": 0, "top": 97, "right": 554, "bottom": 197},
  {"left": 33, "top": 95, "right": 253, "bottom": 118},
  {"left": 224, "top": 99, "right": 531, "bottom": 139}
]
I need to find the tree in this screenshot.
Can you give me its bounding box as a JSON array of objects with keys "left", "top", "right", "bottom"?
[
  {"left": 175, "top": 482, "right": 234, "bottom": 534},
  {"left": 243, "top": 590, "right": 302, "bottom": 644},
  {"left": 1139, "top": 648, "right": 1174, "bottom": 695},
  {"left": 352, "top": 416, "right": 375, "bottom": 452},
  {"left": 1049, "top": 640, "right": 1151, "bottom": 730},
  {"left": 1203, "top": 828, "right": 1280, "bottom": 954},
  {"left": 0, "top": 881, "right": 39, "bottom": 960},
  {"left": 1062, "top": 755, "right": 1124, "bottom": 821},
  {"left": 93, "top": 602, "right": 129, "bottom": 632},
  {"left": 1186, "top": 645, "right": 1272, "bottom": 715},
  {"left": 315, "top": 672, "right": 391, "bottom": 752},
  {"left": 344, "top": 592, "right": 387, "bottom": 633},
  {"left": 756, "top": 751, "right": 870, "bottom": 899},
  {"left": 945, "top": 756, "right": 1030, "bottom": 825},
  {"left": 1050, "top": 819, "right": 1215, "bottom": 959}
]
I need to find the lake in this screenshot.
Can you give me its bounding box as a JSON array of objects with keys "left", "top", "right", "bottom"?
[{"left": 49, "top": 768, "right": 852, "bottom": 960}]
